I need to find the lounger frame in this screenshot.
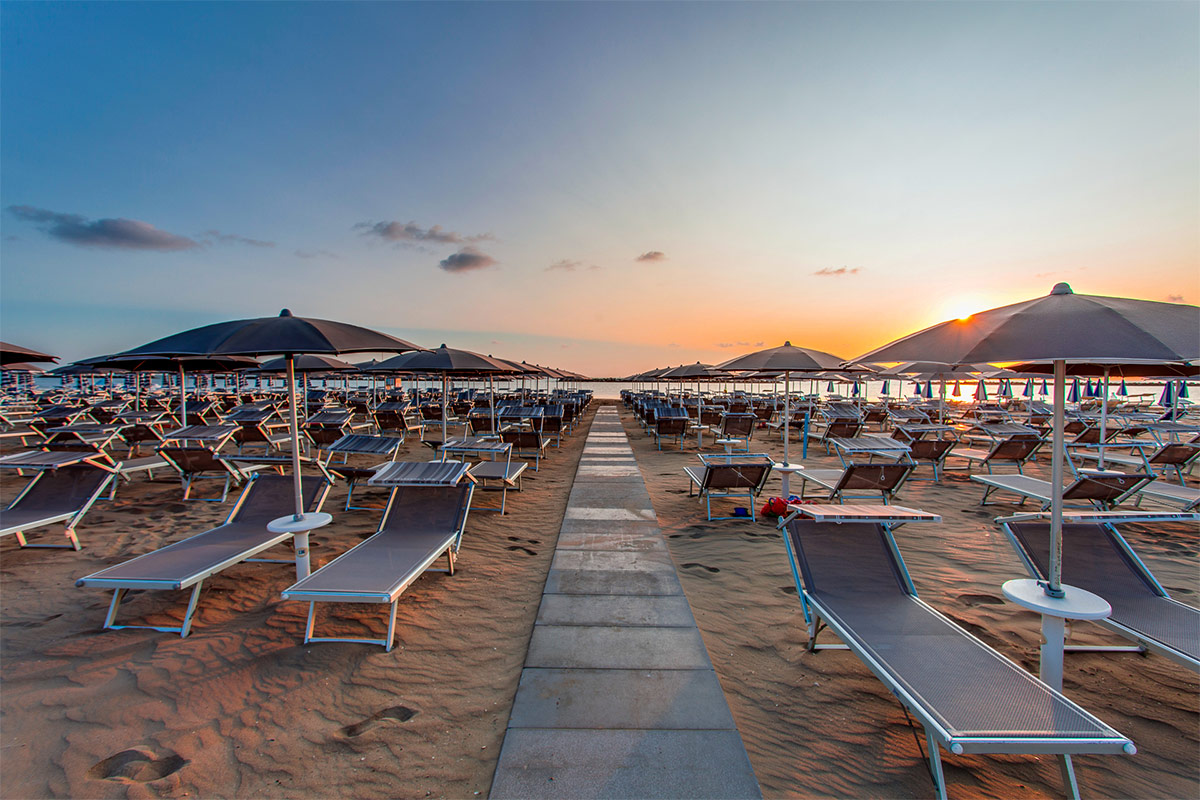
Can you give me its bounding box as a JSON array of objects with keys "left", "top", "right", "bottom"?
[{"left": 781, "top": 512, "right": 1135, "bottom": 799}]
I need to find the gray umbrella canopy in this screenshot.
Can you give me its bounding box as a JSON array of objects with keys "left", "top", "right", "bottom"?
[
  {"left": 851, "top": 283, "right": 1199, "bottom": 596},
  {"left": 120, "top": 308, "right": 420, "bottom": 358},
  {"left": 716, "top": 342, "right": 845, "bottom": 469},
  {"left": 854, "top": 283, "right": 1198, "bottom": 366},
  {"left": 1, "top": 341, "right": 58, "bottom": 366}
]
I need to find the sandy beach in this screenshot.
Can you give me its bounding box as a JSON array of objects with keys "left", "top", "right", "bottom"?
[{"left": 1, "top": 399, "right": 1197, "bottom": 799}]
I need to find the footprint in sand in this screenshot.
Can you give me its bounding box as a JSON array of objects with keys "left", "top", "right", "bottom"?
[
  {"left": 507, "top": 536, "right": 541, "bottom": 545},
  {"left": 958, "top": 593, "right": 1005, "bottom": 606},
  {"left": 506, "top": 545, "right": 537, "bottom": 556},
  {"left": 682, "top": 563, "right": 720, "bottom": 573},
  {"left": 778, "top": 585, "right": 798, "bottom": 595},
  {"left": 8, "top": 613, "right": 62, "bottom": 628},
  {"left": 88, "top": 748, "right": 187, "bottom": 783},
  {"left": 340, "top": 706, "right": 417, "bottom": 737}
]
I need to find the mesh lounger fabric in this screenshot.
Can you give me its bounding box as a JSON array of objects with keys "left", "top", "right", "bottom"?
[
  {"left": 1008, "top": 522, "right": 1199, "bottom": 666},
  {"left": 78, "top": 476, "right": 326, "bottom": 589},
  {"left": 1, "top": 466, "right": 111, "bottom": 532}
]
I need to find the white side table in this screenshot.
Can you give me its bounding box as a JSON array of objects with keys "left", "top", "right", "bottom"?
[
  {"left": 268, "top": 512, "right": 333, "bottom": 579},
  {"left": 775, "top": 463, "right": 804, "bottom": 499},
  {"left": 1002, "top": 578, "right": 1111, "bottom": 691}
]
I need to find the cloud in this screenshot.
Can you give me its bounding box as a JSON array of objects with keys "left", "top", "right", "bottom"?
[
  {"left": 356, "top": 219, "right": 492, "bottom": 246},
  {"left": 668, "top": 343, "right": 681, "bottom": 348},
  {"left": 1167, "top": 293, "right": 1185, "bottom": 302},
  {"left": 201, "top": 227, "right": 276, "bottom": 247},
  {"left": 7, "top": 205, "right": 198, "bottom": 251},
  {"left": 294, "top": 249, "right": 340, "bottom": 260},
  {"left": 547, "top": 259, "right": 582, "bottom": 271},
  {"left": 439, "top": 246, "right": 497, "bottom": 273},
  {"left": 201, "top": 230, "right": 275, "bottom": 248},
  {"left": 636, "top": 250, "right": 666, "bottom": 262},
  {"left": 813, "top": 266, "right": 861, "bottom": 276},
  {"left": 716, "top": 341, "right": 765, "bottom": 349}
]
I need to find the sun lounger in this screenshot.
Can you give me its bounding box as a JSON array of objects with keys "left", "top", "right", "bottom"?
[
  {"left": 715, "top": 412, "right": 757, "bottom": 452},
  {"left": 947, "top": 435, "right": 1043, "bottom": 475},
  {"left": 997, "top": 511, "right": 1200, "bottom": 672},
  {"left": 780, "top": 505, "right": 1134, "bottom": 799},
  {"left": 796, "top": 462, "right": 913, "bottom": 504},
  {"left": 1134, "top": 480, "right": 1200, "bottom": 511},
  {"left": 903, "top": 437, "right": 955, "bottom": 481},
  {"left": 651, "top": 407, "right": 689, "bottom": 450},
  {"left": 321, "top": 433, "right": 406, "bottom": 510},
  {"left": 683, "top": 453, "right": 774, "bottom": 521},
  {"left": 0, "top": 464, "right": 115, "bottom": 550},
  {"left": 156, "top": 424, "right": 249, "bottom": 501},
  {"left": 225, "top": 405, "right": 291, "bottom": 453},
  {"left": 1073, "top": 442, "right": 1200, "bottom": 484},
  {"left": 972, "top": 471, "right": 1155, "bottom": 509},
  {"left": 501, "top": 428, "right": 549, "bottom": 470},
  {"left": 76, "top": 474, "right": 332, "bottom": 636},
  {"left": 281, "top": 471, "right": 474, "bottom": 650}
]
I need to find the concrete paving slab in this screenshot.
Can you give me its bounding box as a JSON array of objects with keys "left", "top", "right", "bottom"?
[
  {"left": 566, "top": 507, "right": 656, "bottom": 521},
  {"left": 536, "top": 594, "right": 695, "bottom": 627},
  {"left": 551, "top": 549, "right": 676, "bottom": 573},
  {"left": 544, "top": 568, "right": 684, "bottom": 596},
  {"left": 489, "top": 729, "right": 762, "bottom": 800},
  {"left": 555, "top": 528, "right": 667, "bottom": 551},
  {"left": 527, "top": 625, "right": 710, "bottom": 670},
  {"left": 507, "top": 668, "right": 737, "bottom": 730}
]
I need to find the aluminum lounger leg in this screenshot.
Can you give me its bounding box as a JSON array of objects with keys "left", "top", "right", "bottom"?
[
  {"left": 385, "top": 602, "right": 399, "bottom": 652},
  {"left": 104, "top": 589, "right": 128, "bottom": 629},
  {"left": 304, "top": 602, "right": 317, "bottom": 644},
  {"left": 179, "top": 582, "right": 204, "bottom": 637},
  {"left": 926, "top": 730, "right": 948, "bottom": 800},
  {"left": 1059, "top": 755, "right": 1081, "bottom": 800}
]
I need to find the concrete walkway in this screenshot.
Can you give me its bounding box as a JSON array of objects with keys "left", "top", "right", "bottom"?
[{"left": 490, "top": 406, "right": 761, "bottom": 799}]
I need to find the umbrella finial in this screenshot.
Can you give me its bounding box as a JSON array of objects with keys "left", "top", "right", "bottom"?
[
  {"left": 279, "top": 308, "right": 293, "bottom": 317},
  {"left": 1050, "top": 283, "right": 1073, "bottom": 295},
  {"left": 783, "top": 341, "right": 791, "bottom": 347}
]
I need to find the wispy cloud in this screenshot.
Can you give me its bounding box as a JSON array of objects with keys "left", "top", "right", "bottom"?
[
  {"left": 636, "top": 250, "right": 666, "bottom": 262},
  {"left": 201, "top": 230, "right": 275, "bottom": 248},
  {"left": 716, "top": 341, "right": 765, "bottom": 348},
  {"left": 813, "top": 266, "right": 861, "bottom": 276},
  {"left": 294, "top": 249, "right": 340, "bottom": 260},
  {"left": 8, "top": 205, "right": 198, "bottom": 251},
  {"left": 546, "top": 259, "right": 602, "bottom": 272},
  {"left": 356, "top": 219, "right": 492, "bottom": 246},
  {"left": 1167, "top": 293, "right": 1186, "bottom": 302},
  {"left": 439, "top": 246, "right": 497, "bottom": 273}
]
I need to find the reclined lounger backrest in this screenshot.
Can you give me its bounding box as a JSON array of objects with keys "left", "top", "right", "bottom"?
[
  {"left": 230, "top": 474, "right": 329, "bottom": 526},
  {"left": 4, "top": 465, "right": 112, "bottom": 519},
  {"left": 1006, "top": 522, "right": 1199, "bottom": 665}
]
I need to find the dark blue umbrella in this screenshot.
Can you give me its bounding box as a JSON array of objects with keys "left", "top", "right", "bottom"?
[{"left": 1117, "top": 380, "right": 1128, "bottom": 397}]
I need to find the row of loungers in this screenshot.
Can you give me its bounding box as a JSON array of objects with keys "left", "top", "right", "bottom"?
[{"left": 68, "top": 466, "right": 474, "bottom": 649}]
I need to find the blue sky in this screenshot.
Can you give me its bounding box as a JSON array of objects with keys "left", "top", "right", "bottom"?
[{"left": 3, "top": 1, "right": 1197, "bottom": 375}]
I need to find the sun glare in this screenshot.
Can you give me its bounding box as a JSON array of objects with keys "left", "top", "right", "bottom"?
[{"left": 941, "top": 297, "right": 983, "bottom": 323}]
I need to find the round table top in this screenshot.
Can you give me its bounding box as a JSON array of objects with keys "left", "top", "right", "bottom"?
[
  {"left": 774, "top": 463, "right": 804, "bottom": 473},
  {"left": 267, "top": 512, "right": 333, "bottom": 534},
  {"left": 1001, "top": 578, "right": 1111, "bottom": 620}
]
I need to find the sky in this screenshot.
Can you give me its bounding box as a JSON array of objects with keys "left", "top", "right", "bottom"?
[{"left": 2, "top": 1, "right": 1197, "bottom": 377}]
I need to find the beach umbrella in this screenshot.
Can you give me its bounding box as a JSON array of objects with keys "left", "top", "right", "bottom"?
[
  {"left": 1040, "top": 379, "right": 1048, "bottom": 396},
  {"left": 880, "top": 380, "right": 890, "bottom": 397},
  {"left": 1180, "top": 381, "right": 1190, "bottom": 400},
  {"left": 1, "top": 362, "right": 46, "bottom": 373},
  {"left": 1023, "top": 378, "right": 1033, "bottom": 397},
  {"left": 923, "top": 380, "right": 933, "bottom": 399},
  {"left": 1117, "top": 380, "right": 1128, "bottom": 397},
  {"left": 852, "top": 283, "right": 1199, "bottom": 688},
  {"left": 118, "top": 310, "right": 422, "bottom": 576},
  {"left": 950, "top": 380, "right": 961, "bottom": 397},
  {"left": 973, "top": 380, "right": 987, "bottom": 402},
  {"left": 1158, "top": 381, "right": 1173, "bottom": 407},
  {"left": 1067, "top": 378, "right": 1080, "bottom": 404},
  {"left": 367, "top": 345, "right": 514, "bottom": 442},
  {"left": 0, "top": 341, "right": 58, "bottom": 366},
  {"left": 716, "top": 341, "right": 844, "bottom": 479}
]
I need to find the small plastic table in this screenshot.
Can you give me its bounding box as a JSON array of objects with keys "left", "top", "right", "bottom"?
[
  {"left": 1002, "top": 578, "right": 1111, "bottom": 691},
  {"left": 268, "top": 512, "right": 333, "bottom": 579},
  {"left": 775, "top": 463, "right": 803, "bottom": 498}
]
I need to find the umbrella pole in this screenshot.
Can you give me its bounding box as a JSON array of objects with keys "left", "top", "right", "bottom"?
[
  {"left": 490, "top": 373, "right": 496, "bottom": 434},
  {"left": 1047, "top": 358, "right": 1066, "bottom": 597},
  {"left": 1098, "top": 367, "right": 1111, "bottom": 470},
  {"left": 287, "top": 355, "right": 304, "bottom": 519},
  {"left": 442, "top": 374, "right": 449, "bottom": 447},
  {"left": 179, "top": 364, "right": 187, "bottom": 427}
]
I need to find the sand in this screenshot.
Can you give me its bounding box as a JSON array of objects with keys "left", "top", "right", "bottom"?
[{"left": 1, "top": 398, "right": 1196, "bottom": 799}]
